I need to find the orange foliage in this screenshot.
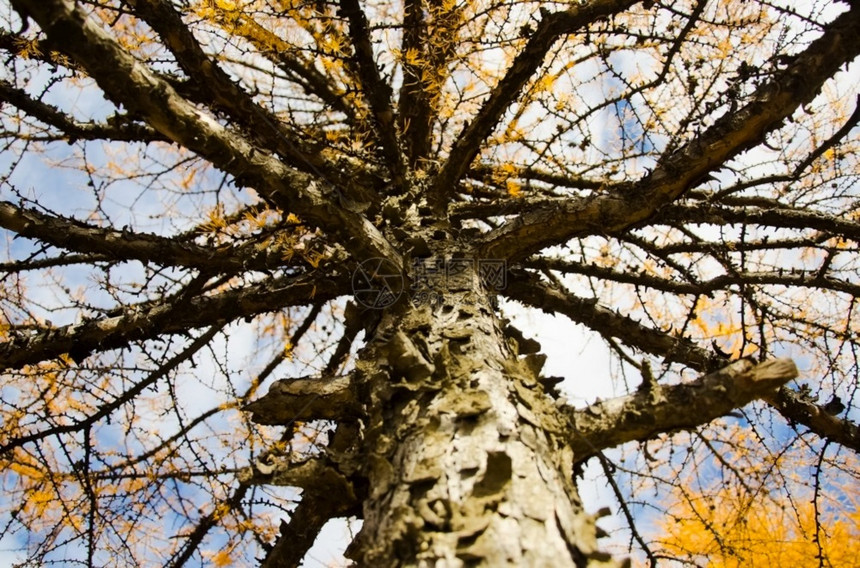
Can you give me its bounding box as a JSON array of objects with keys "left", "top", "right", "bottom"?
[
  {"left": 655, "top": 484, "right": 860, "bottom": 567},
  {"left": 649, "top": 428, "right": 860, "bottom": 567}
]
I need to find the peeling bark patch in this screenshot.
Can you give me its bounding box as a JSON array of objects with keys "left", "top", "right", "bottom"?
[
  {"left": 352, "top": 273, "right": 621, "bottom": 566},
  {"left": 444, "top": 389, "right": 492, "bottom": 418},
  {"left": 389, "top": 330, "right": 436, "bottom": 381},
  {"left": 473, "top": 451, "right": 512, "bottom": 498},
  {"left": 368, "top": 455, "right": 395, "bottom": 500}
]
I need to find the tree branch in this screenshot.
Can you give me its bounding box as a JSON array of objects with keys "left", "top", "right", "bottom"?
[
  {"left": 567, "top": 358, "right": 799, "bottom": 463},
  {"left": 466, "top": 163, "right": 606, "bottom": 194},
  {"left": 243, "top": 373, "right": 360, "bottom": 425},
  {"left": 0, "top": 270, "right": 349, "bottom": 369},
  {"left": 10, "top": 0, "right": 400, "bottom": 267},
  {"left": 503, "top": 270, "right": 722, "bottom": 371},
  {"left": 0, "top": 200, "right": 286, "bottom": 272},
  {"left": 762, "top": 386, "right": 860, "bottom": 454},
  {"left": 0, "top": 252, "right": 112, "bottom": 273},
  {"left": 0, "top": 325, "right": 223, "bottom": 457},
  {"left": 793, "top": 93, "right": 860, "bottom": 176},
  {"left": 339, "top": 0, "right": 406, "bottom": 187},
  {"left": 0, "top": 79, "right": 164, "bottom": 143},
  {"left": 238, "top": 455, "right": 355, "bottom": 496},
  {"left": 260, "top": 497, "right": 351, "bottom": 568},
  {"left": 167, "top": 482, "right": 252, "bottom": 568},
  {"left": 430, "top": 0, "right": 639, "bottom": 208},
  {"left": 237, "top": 453, "right": 359, "bottom": 567},
  {"left": 505, "top": 270, "right": 860, "bottom": 454},
  {"left": 397, "top": 0, "right": 429, "bottom": 166},
  {"left": 524, "top": 256, "right": 860, "bottom": 298},
  {"left": 479, "top": 5, "right": 860, "bottom": 260},
  {"left": 397, "top": 0, "right": 462, "bottom": 167},
  {"left": 654, "top": 202, "right": 860, "bottom": 243},
  {"left": 125, "top": 0, "right": 358, "bottom": 188},
  {"left": 194, "top": 4, "right": 357, "bottom": 121}
]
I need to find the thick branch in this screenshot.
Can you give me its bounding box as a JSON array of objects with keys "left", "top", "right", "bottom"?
[
  {"left": 398, "top": 0, "right": 461, "bottom": 166},
  {"left": 397, "top": 0, "right": 429, "bottom": 166},
  {"left": 0, "top": 200, "right": 284, "bottom": 272},
  {"left": 339, "top": 0, "right": 406, "bottom": 187},
  {"left": 479, "top": 5, "right": 860, "bottom": 260},
  {"left": 504, "top": 270, "right": 722, "bottom": 371},
  {"left": 430, "top": 0, "right": 638, "bottom": 207},
  {"left": 505, "top": 270, "right": 860, "bottom": 454},
  {"left": 0, "top": 252, "right": 112, "bottom": 273},
  {"left": 0, "top": 271, "right": 349, "bottom": 369},
  {"left": 450, "top": 195, "right": 574, "bottom": 221},
  {"left": 260, "top": 498, "right": 347, "bottom": 568},
  {"left": 466, "top": 164, "right": 605, "bottom": 195},
  {"left": 567, "top": 358, "right": 798, "bottom": 463},
  {"left": 10, "top": 0, "right": 400, "bottom": 267},
  {"left": 238, "top": 455, "right": 355, "bottom": 496},
  {"left": 243, "top": 373, "right": 359, "bottom": 425},
  {"left": 125, "top": 0, "right": 356, "bottom": 187},
  {"left": 762, "top": 387, "right": 860, "bottom": 453}
]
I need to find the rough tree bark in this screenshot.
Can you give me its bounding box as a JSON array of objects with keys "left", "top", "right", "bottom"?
[
  {"left": 1, "top": 0, "right": 857, "bottom": 566},
  {"left": 246, "top": 288, "right": 799, "bottom": 566},
  {"left": 243, "top": 238, "right": 799, "bottom": 566},
  {"left": 351, "top": 276, "right": 616, "bottom": 566}
]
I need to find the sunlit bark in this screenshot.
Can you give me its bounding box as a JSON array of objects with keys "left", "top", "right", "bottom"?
[{"left": 0, "top": 0, "right": 857, "bottom": 565}]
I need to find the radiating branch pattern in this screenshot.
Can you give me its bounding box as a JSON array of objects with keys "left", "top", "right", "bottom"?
[{"left": 0, "top": 0, "right": 857, "bottom": 566}]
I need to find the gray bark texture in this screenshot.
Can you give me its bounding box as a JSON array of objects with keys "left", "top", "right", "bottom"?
[
  {"left": 1, "top": 0, "right": 858, "bottom": 566},
  {"left": 349, "top": 275, "right": 619, "bottom": 567},
  {"left": 245, "top": 279, "right": 798, "bottom": 566}
]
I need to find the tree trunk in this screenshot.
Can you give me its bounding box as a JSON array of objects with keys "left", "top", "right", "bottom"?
[{"left": 348, "top": 263, "right": 620, "bottom": 567}]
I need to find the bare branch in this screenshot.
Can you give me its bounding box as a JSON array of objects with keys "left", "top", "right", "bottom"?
[
  {"left": 339, "top": 0, "right": 406, "bottom": 187},
  {"left": 0, "top": 252, "right": 112, "bottom": 272},
  {"left": 124, "top": 0, "right": 356, "bottom": 187},
  {"left": 793, "top": 94, "right": 860, "bottom": 176},
  {"left": 189, "top": 5, "right": 357, "bottom": 121},
  {"left": 568, "top": 358, "right": 799, "bottom": 463},
  {"left": 0, "top": 79, "right": 164, "bottom": 143},
  {"left": 0, "top": 200, "right": 285, "bottom": 272},
  {"left": 762, "top": 387, "right": 860, "bottom": 454},
  {"left": 0, "top": 325, "right": 222, "bottom": 457},
  {"left": 503, "top": 270, "right": 722, "bottom": 371},
  {"left": 655, "top": 202, "right": 860, "bottom": 243},
  {"left": 479, "top": 5, "right": 860, "bottom": 260},
  {"left": 10, "top": 0, "right": 401, "bottom": 267},
  {"left": 505, "top": 270, "right": 860, "bottom": 454},
  {"left": 0, "top": 270, "right": 349, "bottom": 369},
  {"left": 524, "top": 257, "right": 860, "bottom": 298},
  {"left": 167, "top": 483, "right": 251, "bottom": 568},
  {"left": 466, "top": 164, "right": 606, "bottom": 194},
  {"left": 431, "top": 0, "right": 638, "bottom": 207}
]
